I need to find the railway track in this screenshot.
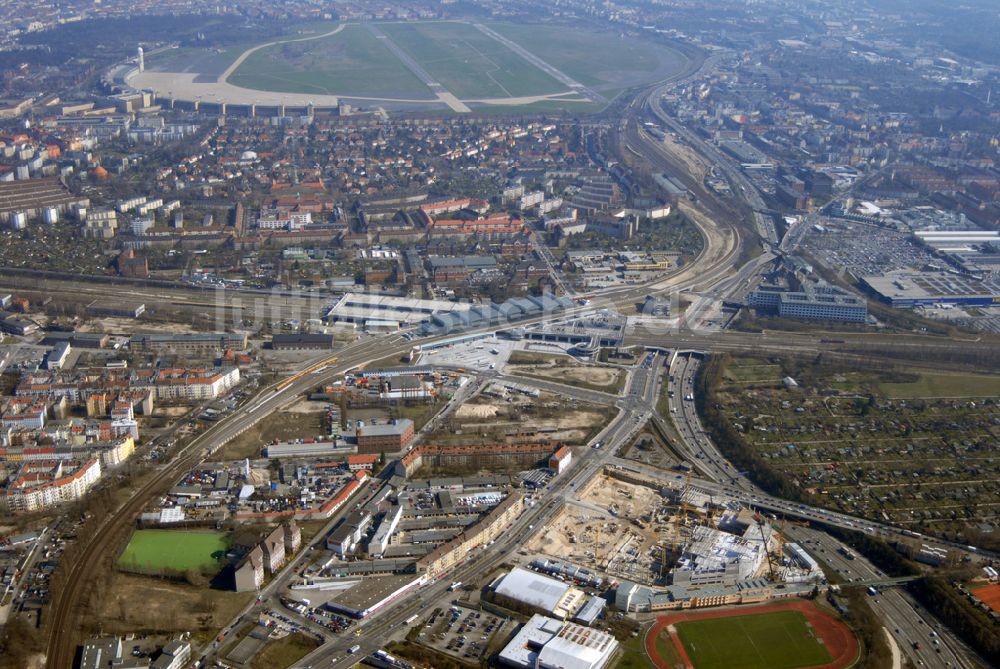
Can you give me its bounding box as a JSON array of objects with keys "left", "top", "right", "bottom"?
[{"left": 43, "top": 74, "right": 759, "bottom": 666}]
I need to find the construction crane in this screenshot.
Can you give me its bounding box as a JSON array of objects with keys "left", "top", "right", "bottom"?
[
  {"left": 679, "top": 470, "right": 694, "bottom": 525},
  {"left": 769, "top": 515, "right": 810, "bottom": 571},
  {"left": 754, "top": 510, "right": 776, "bottom": 581}
]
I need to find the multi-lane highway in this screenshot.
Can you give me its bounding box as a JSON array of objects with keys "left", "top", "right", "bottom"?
[
  {"left": 40, "top": 51, "right": 1000, "bottom": 669},
  {"left": 293, "top": 353, "right": 686, "bottom": 667},
  {"left": 790, "top": 525, "right": 979, "bottom": 669}
]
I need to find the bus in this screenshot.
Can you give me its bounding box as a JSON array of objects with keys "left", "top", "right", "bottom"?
[{"left": 404, "top": 614, "right": 419, "bottom": 625}]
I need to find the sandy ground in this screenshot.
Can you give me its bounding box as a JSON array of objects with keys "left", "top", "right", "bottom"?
[
  {"left": 527, "top": 474, "right": 670, "bottom": 582},
  {"left": 455, "top": 403, "right": 501, "bottom": 419},
  {"left": 450, "top": 395, "right": 606, "bottom": 444},
  {"left": 285, "top": 399, "right": 330, "bottom": 414},
  {"left": 96, "top": 573, "right": 253, "bottom": 641},
  {"left": 77, "top": 318, "right": 197, "bottom": 334},
  {"left": 507, "top": 360, "right": 622, "bottom": 389},
  {"left": 659, "top": 132, "right": 710, "bottom": 180}
]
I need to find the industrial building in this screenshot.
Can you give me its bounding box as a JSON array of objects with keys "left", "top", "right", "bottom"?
[
  {"left": 265, "top": 441, "right": 345, "bottom": 459},
  {"left": 86, "top": 301, "right": 146, "bottom": 319},
  {"left": 323, "top": 574, "right": 424, "bottom": 619},
  {"left": 129, "top": 332, "right": 248, "bottom": 354},
  {"left": 498, "top": 614, "right": 619, "bottom": 669},
  {"left": 356, "top": 419, "right": 414, "bottom": 454},
  {"left": 270, "top": 333, "right": 336, "bottom": 350},
  {"left": 420, "top": 294, "right": 578, "bottom": 337},
  {"left": 748, "top": 283, "right": 868, "bottom": 322},
  {"left": 79, "top": 636, "right": 191, "bottom": 669},
  {"left": 0, "top": 312, "right": 38, "bottom": 336},
  {"left": 43, "top": 341, "right": 72, "bottom": 370},
  {"left": 493, "top": 567, "right": 588, "bottom": 619},
  {"left": 326, "top": 293, "right": 472, "bottom": 327},
  {"left": 40, "top": 332, "right": 109, "bottom": 348},
  {"left": 861, "top": 270, "right": 1000, "bottom": 307},
  {"left": 784, "top": 542, "right": 820, "bottom": 572}
]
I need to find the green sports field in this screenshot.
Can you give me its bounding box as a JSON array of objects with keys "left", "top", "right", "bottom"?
[
  {"left": 676, "top": 610, "right": 833, "bottom": 669},
  {"left": 118, "top": 529, "right": 230, "bottom": 573}
]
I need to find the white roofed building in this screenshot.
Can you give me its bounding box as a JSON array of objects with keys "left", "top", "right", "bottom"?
[
  {"left": 498, "top": 614, "right": 618, "bottom": 669},
  {"left": 494, "top": 567, "right": 587, "bottom": 619}
]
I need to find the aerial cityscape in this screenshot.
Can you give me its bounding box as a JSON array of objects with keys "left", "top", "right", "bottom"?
[{"left": 0, "top": 0, "right": 999, "bottom": 668}]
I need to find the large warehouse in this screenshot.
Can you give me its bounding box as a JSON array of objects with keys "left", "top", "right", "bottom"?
[
  {"left": 861, "top": 270, "right": 1000, "bottom": 307},
  {"left": 493, "top": 567, "right": 587, "bottom": 619},
  {"left": 498, "top": 614, "right": 619, "bottom": 669},
  {"left": 325, "top": 293, "right": 472, "bottom": 327}
]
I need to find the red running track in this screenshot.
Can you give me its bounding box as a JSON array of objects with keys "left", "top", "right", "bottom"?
[{"left": 644, "top": 599, "right": 859, "bottom": 669}]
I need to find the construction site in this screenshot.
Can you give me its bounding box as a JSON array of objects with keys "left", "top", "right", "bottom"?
[
  {"left": 526, "top": 467, "right": 823, "bottom": 590},
  {"left": 524, "top": 470, "right": 678, "bottom": 584},
  {"left": 431, "top": 385, "right": 611, "bottom": 447}
]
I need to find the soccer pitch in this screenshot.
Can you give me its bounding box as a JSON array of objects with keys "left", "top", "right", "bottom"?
[
  {"left": 676, "top": 610, "right": 834, "bottom": 669},
  {"left": 118, "top": 530, "right": 230, "bottom": 573}
]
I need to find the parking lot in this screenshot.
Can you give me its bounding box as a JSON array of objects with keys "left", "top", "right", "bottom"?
[
  {"left": 413, "top": 606, "right": 510, "bottom": 664},
  {"left": 802, "top": 219, "right": 935, "bottom": 277},
  {"left": 418, "top": 335, "right": 517, "bottom": 372}
]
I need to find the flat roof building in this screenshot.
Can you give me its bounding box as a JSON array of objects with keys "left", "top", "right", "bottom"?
[
  {"left": 324, "top": 574, "right": 423, "bottom": 618},
  {"left": 498, "top": 614, "right": 618, "bottom": 669},
  {"left": 356, "top": 419, "right": 414, "bottom": 455},
  {"left": 130, "top": 332, "right": 248, "bottom": 353},
  {"left": 265, "top": 441, "right": 344, "bottom": 459},
  {"left": 87, "top": 301, "right": 146, "bottom": 319},
  {"left": 326, "top": 293, "right": 472, "bottom": 326},
  {"left": 861, "top": 270, "right": 1000, "bottom": 307},
  {"left": 270, "top": 333, "right": 336, "bottom": 350},
  {"left": 748, "top": 283, "right": 867, "bottom": 323},
  {"left": 494, "top": 567, "right": 587, "bottom": 619}
]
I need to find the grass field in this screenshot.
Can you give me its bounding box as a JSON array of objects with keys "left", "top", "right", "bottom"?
[
  {"left": 507, "top": 351, "right": 626, "bottom": 393},
  {"left": 676, "top": 610, "right": 833, "bottom": 669},
  {"left": 615, "top": 633, "right": 652, "bottom": 669},
  {"left": 879, "top": 371, "right": 1000, "bottom": 398},
  {"left": 227, "top": 24, "right": 432, "bottom": 99},
  {"left": 95, "top": 573, "right": 253, "bottom": 645},
  {"left": 119, "top": 530, "right": 230, "bottom": 573},
  {"left": 489, "top": 22, "right": 689, "bottom": 89},
  {"left": 379, "top": 21, "right": 562, "bottom": 99},
  {"left": 250, "top": 633, "right": 320, "bottom": 669},
  {"left": 170, "top": 19, "right": 692, "bottom": 111}
]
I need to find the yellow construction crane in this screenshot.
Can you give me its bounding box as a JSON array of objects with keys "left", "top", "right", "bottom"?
[
  {"left": 679, "top": 470, "right": 693, "bottom": 525},
  {"left": 754, "top": 510, "right": 777, "bottom": 581}
]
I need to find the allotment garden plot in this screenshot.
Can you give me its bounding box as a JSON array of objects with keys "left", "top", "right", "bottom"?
[{"left": 710, "top": 355, "right": 1000, "bottom": 538}]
